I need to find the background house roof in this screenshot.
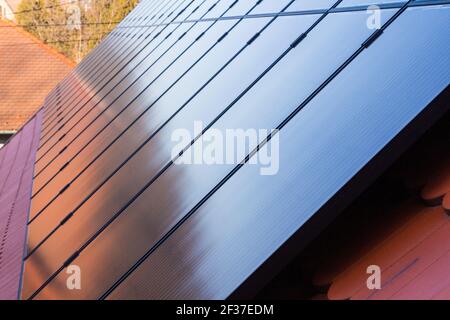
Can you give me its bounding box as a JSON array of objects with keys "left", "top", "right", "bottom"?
[
  {"left": 4, "top": 0, "right": 21, "bottom": 12},
  {"left": 0, "top": 20, "right": 74, "bottom": 132}
]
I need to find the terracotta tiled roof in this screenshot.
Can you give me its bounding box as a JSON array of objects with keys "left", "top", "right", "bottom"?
[
  {"left": 258, "top": 112, "right": 450, "bottom": 300},
  {"left": 0, "top": 110, "right": 42, "bottom": 299},
  {"left": 0, "top": 20, "right": 74, "bottom": 132},
  {"left": 310, "top": 114, "right": 450, "bottom": 300}
]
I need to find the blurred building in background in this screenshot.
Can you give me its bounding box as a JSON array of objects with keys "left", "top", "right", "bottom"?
[
  {"left": 0, "top": 19, "right": 74, "bottom": 147},
  {"left": 0, "top": 0, "right": 19, "bottom": 21}
]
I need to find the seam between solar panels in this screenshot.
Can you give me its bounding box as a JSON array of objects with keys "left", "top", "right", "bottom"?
[
  {"left": 38, "top": 0, "right": 188, "bottom": 141},
  {"left": 37, "top": 0, "right": 192, "bottom": 155},
  {"left": 35, "top": 0, "right": 160, "bottom": 196},
  {"left": 25, "top": 0, "right": 265, "bottom": 254},
  {"left": 35, "top": 10, "right": 201, "bottom": 184},
  {"left": 46, "top": 1, "right": 204, "bottom": 109},
  {"left": 39, "top": 0, "right": 156, "bottom": 116},
  {"left": 39, "top": 0, "right": 449, "bottom": 130},
  {"left": 41, "top": 27, "right": 130, "bottom": 114},
  {"left": 25, "top": 0, "right": 272, "bottom": 254},
  {"left": 41, "top": 23, "right": 125, "bottom": 114},
  {"left": 40, "top": 0, "right": 187, "bottom": 132},
  {"left": 49, "top": 0, "right": 172, "bottom": 94},
  {"left": 39, "top": 1, "right": 157, "bottom": 125},
  {"left": 40, "top": 31, "right": 160, "bottom": 132},
  {"left": 39, "top": 0, "right": 210, "bottom": 151},
  {"left": 30, "top": 0, "right": 238, "bottom": 200},
  {"left": 39, "top": 0, "right": 168, "bottom": 124},
  {"left": 38, "top": 0, "right": 181, "bottom": 135},
  {"left": 98, "top": 0, "right": 416, "bottom": 299},
  {"left": 25, "top": 0, "right": 319, "bottom": 299},
  {"left": 42, "top": 0, "right": 450, "bottom": 105},
  {"left": 30, "top": 1, "right": 260, "bottom": 229},
  {"left": 36, "top": 12, "right": 183, "bottom": 170},
  {"left": 27, "top": 1, "right": 212, "bottom": 222},
  {"left": 30, "top": 2, "right": 370, "bottom": 111},
  {"left": 31, "top": 0, "right": 233, "bottom": 195},
  {"left": 33, "top": 0, "right": 214, "bottom": 185},
  {"left": 38, "top": 0, "right": 449, "bottom": 124},
  {"left": 40, "top": 0, "right": 180, "bottom": 127},
  {"left": 168, "top": 0, "right": 449, "bottom": 24}
]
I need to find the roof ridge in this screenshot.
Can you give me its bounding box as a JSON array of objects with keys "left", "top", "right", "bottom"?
[{"left": 0, "top": 19, "right": 76, "bottom": 68}]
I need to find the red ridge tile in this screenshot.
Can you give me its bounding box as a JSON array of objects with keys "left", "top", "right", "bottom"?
[
  {"left": 327, "top": 205, "right": 446, "bottom": 300},
  {"left": 352, "top": 219, "right": 450, "bottom": 299},
  {"left": 391, "top": 249, "right": 450, "bottom": 300}
]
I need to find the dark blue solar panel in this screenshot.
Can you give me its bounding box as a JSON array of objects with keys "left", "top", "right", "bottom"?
[
  {"left": 37, "top": 0, "right": 192, "bottom": 152},
  {"left": 22, "top": 0, "right": 450, "bottom": 300},
  {"left": 28, "top": 17, "right": 270, "bottom": 251},
  {"left": 26, "top": 5, "right": 396, "bottom": 298},
  {"left": 34, "top": 0, "right": 218, "bottom": 183},
  {"left": 105, "top": 4, "right": 450, "bottom": 299}
]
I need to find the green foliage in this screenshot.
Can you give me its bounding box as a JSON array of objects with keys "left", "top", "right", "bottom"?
[{"left": 16, "top": 0, "right": 138, "bottom": 62}]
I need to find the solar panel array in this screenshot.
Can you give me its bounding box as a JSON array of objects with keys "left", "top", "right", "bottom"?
[{"left": 21, "top": 0, "right": 450, "bottom": 299}]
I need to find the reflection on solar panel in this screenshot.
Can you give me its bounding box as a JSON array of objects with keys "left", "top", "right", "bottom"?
[{"left": 7, "top": 0, "right": 449, "bottom": 299}]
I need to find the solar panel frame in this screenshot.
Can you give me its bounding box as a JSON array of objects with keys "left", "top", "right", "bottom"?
[{"left": 22, "top": 2, "right": 448, "bottom": 298}]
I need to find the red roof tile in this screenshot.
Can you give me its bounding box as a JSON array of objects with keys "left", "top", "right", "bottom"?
[
  {"left": 0, "top": 20, "right": 74, "bottom": 132},
  {"left": 327, "top": 205, "right": 448, "bottom": 300},
  {"left": 312, "top": 114, "right": 450, "bottom": 300},
  {"left": 0, "top": 110, "right": 42, "bottom": 299},
  {"left": 421, "top": 155, "right": 450, "bottom": 205},
  {"left": 351, "top": 219, "right": 450, "bottom": 300},
  {"left": 311, "top": 203, "right": 418, "bottom": 289},
  {"left": 432, "top": 283, "right": 450, "bottom": 300},
  {"left": 443, "top": 193, "right": 450, "bottom": 214},
  {"left": 390, "top": 250, "right": 450, "bottom": 300}
]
